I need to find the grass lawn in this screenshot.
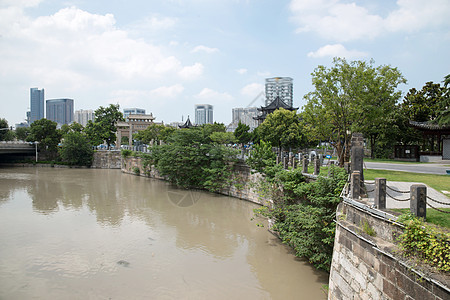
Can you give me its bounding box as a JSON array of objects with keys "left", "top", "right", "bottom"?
[
  {"left": 363, "top": 158, "right": 425, "bottom": 164},
  {"left": 363, "top": 169, "right": 450, "bottom": 197},
  {"left": 391, "top": 208, "right": 450, "bottom": 229}
]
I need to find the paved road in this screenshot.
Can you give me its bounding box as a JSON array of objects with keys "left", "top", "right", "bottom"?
[{"left": 363, "top": 161, "right": 450, "bottom": 175}]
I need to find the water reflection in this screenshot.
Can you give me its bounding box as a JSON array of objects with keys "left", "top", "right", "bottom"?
[{"left": 0, "top": 167, "right": 328, "bottom": 299}]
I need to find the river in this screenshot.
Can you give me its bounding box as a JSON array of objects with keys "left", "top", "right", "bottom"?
[{"left": 0, "top": 167, "right": 328, "bottom": 299}]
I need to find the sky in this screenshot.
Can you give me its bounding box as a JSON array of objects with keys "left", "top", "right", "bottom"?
[{"left": 1, "top": 0, "right": 449, "bottom": 127}]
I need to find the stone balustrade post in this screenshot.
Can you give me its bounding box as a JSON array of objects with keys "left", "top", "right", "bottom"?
[
  {"left": 283, "top": 156, "right": 289, "bottom": 169},
  {"left": 314, "top": 158, "right": 320, "bottom": 175},
  {"left": 291, "top": 157, "right": 297, "bottom": 169},
  {"left": 276, "top": 155, "right": 281, "bottom": 165},
  {"left": 410, "top": 184, "right": 427, "bottom": 219},
  {"left": 351, "top": 171, "right": 361, "bottom": 199},
  {"left": 302, "top": 157, "right": 308, "bottom": 173},
  {"left": 374, "top": 178, "right": 386, "bottom": 209}
]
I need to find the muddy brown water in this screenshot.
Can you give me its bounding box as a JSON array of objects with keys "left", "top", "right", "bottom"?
[{"left": 0, "top": 167, "right": 328, "bottom": 299}]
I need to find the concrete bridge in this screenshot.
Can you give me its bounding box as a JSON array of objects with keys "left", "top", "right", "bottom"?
[{"left": 0, "top": 141, "right": 36, "bottom": 155}]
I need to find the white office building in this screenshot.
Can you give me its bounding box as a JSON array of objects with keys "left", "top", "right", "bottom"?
[{"left": 195, "top": 104, "right": 213, "bottom": 125}]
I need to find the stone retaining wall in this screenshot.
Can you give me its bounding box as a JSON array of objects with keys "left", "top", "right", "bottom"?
[
  {"left": 92, "top": 151, "right": 121, "bottom": 169},
  {"left": 329, "top": 200, "right": 449, "bottom": 300},
  {"left": 121, "top": 156, "right": 267, "bottom": 206}
]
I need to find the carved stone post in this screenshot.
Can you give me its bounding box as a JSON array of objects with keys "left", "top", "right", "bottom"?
[
  {"left": 314, "top": 158, "right": 320, "bottom": 175},
  {"left": 302, "top": 157, "right": 308, "bottom": 173},
  {"left": 375, "top": 178, "right": 386, "bottom": 209},
  {"left": 410, "top": 184, "right": 427, "bottom": 219},
  {"left": 351, "top": 171, "right": 361, "bottom": 199}
]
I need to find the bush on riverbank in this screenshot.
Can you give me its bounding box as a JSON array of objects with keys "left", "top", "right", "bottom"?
[
  {"left": 249, "top": 144, "right": 347, "bottom": 272},
  {"left": 137, "top": 127, "right": 239, "bottom": 192}
]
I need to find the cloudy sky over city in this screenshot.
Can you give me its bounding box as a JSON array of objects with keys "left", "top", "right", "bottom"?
[{"left": 1, "top": 0, "right": 449, "bottom": 126}]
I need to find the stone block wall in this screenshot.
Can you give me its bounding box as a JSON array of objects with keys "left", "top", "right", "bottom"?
[
  {"left": 329, "top": 201, "right": 449, "bottom": 300},
  {"left": 92, "top": 151, "right": 121, "bottom": 169},
  {"left": 121, "top": 156, "right": 267, "bottom": 206}
]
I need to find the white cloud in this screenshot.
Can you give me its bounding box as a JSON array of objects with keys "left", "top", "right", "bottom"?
[
  {"left": 150, "top": 84, "right": 184, "bottom": 98},
  {"left": 240, "top": 83, "right": 264, "bottom": 97},
  {"left": 129, "top": 15, "right": 178, "bottom": 32},
  {"left": 0, "top": 5, "right": 197, "bottom": 93},
  {"left": 257, "top": 71, "right": 271, "bottom": 77},
  {"left": 195, "top": 88, "right": 233, "bottom": 103},
  {"left": 236, "top": 68, "right": 247, "bottom": 75},
  {"left": 178, "top": 63, "right": 204, "bottom": 79},
  {"left": 289, "top": 0, "right": 450, "bottom": 42},
  {"left": 307, "top": 44, "right": 368, "bottom": 59},
  {"left": 191, "top": 45, "right": 219, "bottom": 53}
]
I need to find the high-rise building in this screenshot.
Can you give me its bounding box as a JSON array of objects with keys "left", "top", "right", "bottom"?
[
  {"left": 30, "top": 88, "right": 44, "bottom": 124},
  {"left": 195, "top": 104, "right": 213, "bottom": 125},
  {"left": 265, "top": 77, "right": 293, "bottom": 107},
  {"left": 228, "top": 107, "right": 258, "bottom": 132},
  {"left": 46, "top": 98, "right": 74, "bottom": 126},
  {"left": 74, "top": 109, "right": 95, "bottom": 126},
  {"left": 123, "top": 108, "right": 145, "bottom": 120}
]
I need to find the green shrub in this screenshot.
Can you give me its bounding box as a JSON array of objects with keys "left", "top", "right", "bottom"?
[
  {"left": 397, "top": 213, "right": 450, "bottom": 272},
  {"left": 121, "top": 149, "right": 133, "bottom": 158},
  {"left": 132, "top": 166, "right": 140, "bottom": 175}
]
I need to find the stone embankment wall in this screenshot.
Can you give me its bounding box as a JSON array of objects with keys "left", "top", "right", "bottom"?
[
  {"left": 329, "top": 200, "right": 449, "bottom": 300},
  {"left": 121, "top": 156, "right": 267, "bottom": 206},
  {"left": 92, "top": 151, "right": 121, "bottom": 169}
]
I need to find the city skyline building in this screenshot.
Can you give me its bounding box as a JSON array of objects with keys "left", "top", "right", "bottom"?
[
  {"left": 228, "top": 107, "right": 258, "bottom": 132},
  {"left": 123, "top": 108, "right": 145, "bottom": 120},
  {"left": 195, "top": 104, "right": 213, "bottom": 125},
  {"left": 74, "top": 109, "right": 94, "bottom": 126},
  {"left": 29, "top": 87, "right": 44, "bottom": 124},
  {"left": 46, "top": 98, "right": 74, "bottom": 126},
  {"left": 265, "top": 77, "right": 293, "bottom": 107}
]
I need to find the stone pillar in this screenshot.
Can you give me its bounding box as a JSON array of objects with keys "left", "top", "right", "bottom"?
[
  {"left": 283, "top": 156, "right": 288, "bottom": 169},
  {"left": 410, "top": 184, "right": 427, "bottom": 219},
  {"left": 116, "top": 129, "right": 122, "bottom": 147},
  {"left": 374, "top": 178, "right": 386, "bottom": 209},
  {"left": 276, "top": 155, "right": 281, "bottom": 165},
  {"left": 314, "top": 158, "right": 320, "bottom": 175},
  {"left": 351, "top": 133, "right": 364, "bottom": 182},
  {"left": 328, "top": 161, "right": 335, "bottom": 178},
  {"left": 318, "top": 153, "right": 324, "bottom": 166},
  {"left": 291, "top": 157, "right": 297, "bottom": 169},
  {"left": 351, "top": 171, "right": 361, "bottom": 199},
  {"left": 302, "top": 157, "right": 308, "bottom": 173},
  {"left": 128, "top": 123, "right": 133, "bottom": 147}
]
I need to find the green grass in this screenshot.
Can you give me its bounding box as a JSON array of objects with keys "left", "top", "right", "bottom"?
[
  {"left": 362, "top": 158, "right": 427, "bottom": 164},
  {"left": 363, "top": 169, "right": 450, "bottom": 197},
  {"left": 392, "top": 208, "right": 450, "bottom": 229}
]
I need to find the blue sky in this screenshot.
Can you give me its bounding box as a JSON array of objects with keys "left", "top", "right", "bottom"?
[{"left": 1, "top": 0, "right": 449, "bottom": 127}]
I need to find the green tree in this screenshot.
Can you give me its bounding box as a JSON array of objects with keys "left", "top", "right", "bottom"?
[
  {"left": 84, "top": 120, "right": 103, "bottom": 146},
  {"left": 134, "top": 123, "right": 166, "bottom": 144},
  {"left": 234, "top": 121, "right": 251, "bottom": 147},
  {"left": 0, "top": 118, "right": 14, "bottom": 141},
  {"left": 210, "top": 131, "right": 236, "bottom": 144},
  {"left": 303, "top": 58, "right": 406, "bottom": 164},
  {"left": 246, "top": 140, "right": 276, "bottom": 174},
  {"left": 60, "top": 131, "right": 94, "bottom": 166},
  {"left": 152, "top": 128, "right": 238, "bottom": 191},
  {"left": 26, "top": 119, "right": 61, "bottom": 158},
  {"left": 92, "top": 104, "right": 124, "bottom": 148},
  {"left": 402, "top": 82, "right": 446, "bottom": 123},
  {"left": 15, "top": 127, "right": 30, "bottom": 141},
  {"left": 257, "top": 108, "right": 303, "bottom": 152}
]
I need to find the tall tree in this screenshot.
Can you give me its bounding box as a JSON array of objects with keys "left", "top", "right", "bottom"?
[
  {"left": 234, "top": 121, "right": 251, "bottom": 147},
  {"left": 257, "top": 108, "right": 303, "bottom": 152},
  {"left": 15, "top": 127, "right": 30, "bottom": 141},
  {"left": 303, "top": 58, "right": 406, "bottom": 164},
  {"left": 93, "top": 104, "right": 124, "bottom": 148},
  {"left": 60, "top": 131, "right": 93, "bottom": 166},
  {"left": 0, "top": 118, "right": 13, "bottom": 141},
  {"left": 26, "top": 118, "right": 61, "bottom": 158}
]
